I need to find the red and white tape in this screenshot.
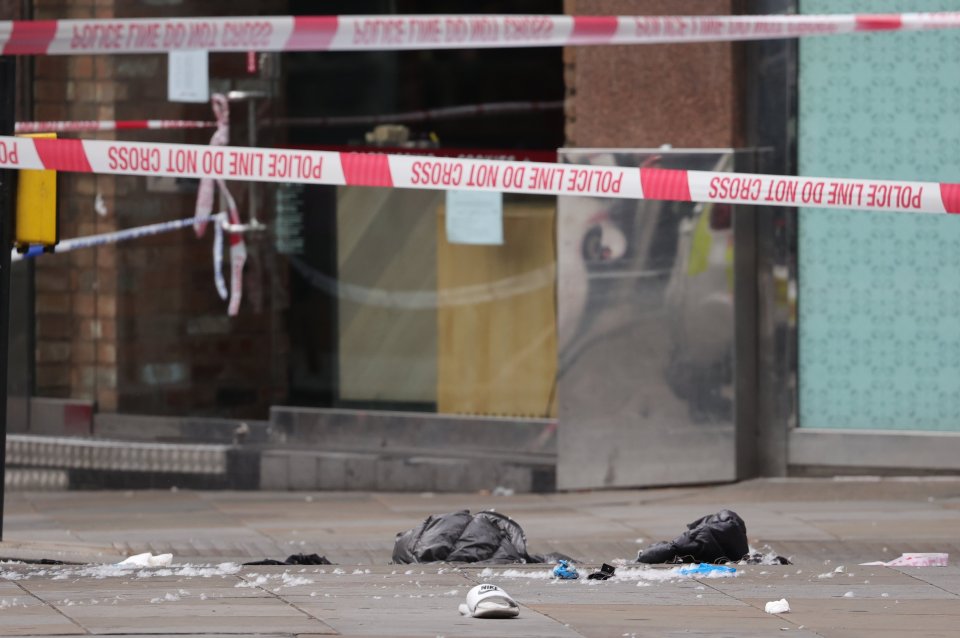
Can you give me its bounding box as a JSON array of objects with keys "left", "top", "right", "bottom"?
[
  {"left": 14, "top": 100, "right": 564, "bottom": 133},
  {"left": 1, "top": 13, "right": 960, "bottom": 55},
  {"left": 14, "top": 119, "right": 214, "bottom": 134},
  {"left": 0, "top": 135, "right": 957, "bottom": 215}
]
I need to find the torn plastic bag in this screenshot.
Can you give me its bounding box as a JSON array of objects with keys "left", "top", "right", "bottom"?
[
  {"left": 392, "top": 509, "right": 572, "bottom": 564},
  {"left": 637, "top": 509, "right": 749, "bottom": 564}
]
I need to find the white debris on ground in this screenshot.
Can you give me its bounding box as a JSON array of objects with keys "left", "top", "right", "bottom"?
[
  {"left": 818, "top": 565, "right": 848, "bottom": 579},
  {"left": 280, "top": 573, "right": 314, "bottom": 587},
  {"left": 764, "top": 598, "right": 791, "bottom": 614},
  {"left": 236, "top": 574, "right": 269, "bottom": 588},
  {"left": 1, "top": 561, "right": 242, "bottom": 583},
  {"left": 745, "top": 546, "right": 794, "bottom": 566},
  {"left": 117, "top": 552, "right": 173, "bottom": 568},
  {"left": 476, "top": 565, "right": 738, "bottom": 583}
]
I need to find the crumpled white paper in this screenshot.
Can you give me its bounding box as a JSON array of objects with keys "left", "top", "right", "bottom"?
[
  {"left": 764, "top": 598, "right": 790, "bottom": 614},
  {"left": 117, "top": 552, "right": 173, "bottom": 568}
]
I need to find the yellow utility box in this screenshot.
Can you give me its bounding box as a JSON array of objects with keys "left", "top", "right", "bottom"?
[{"left": 15, "top": 133, "right": 58, "bottom": 250}]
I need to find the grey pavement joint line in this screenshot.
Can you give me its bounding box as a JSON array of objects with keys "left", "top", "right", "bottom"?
[
  {"left": 234, "top": 569, "right": 333, "bottom": 630},
  {"left": 894, "top": 566, "right": 960, "bottom": 600},
  {"left": 698, "top": 575, "right": 823, "bottom": 636},
  {"left": 11, "top": 577, "right": 92, "bottom": 635},
  {"left": 513, "top": 601, "right": 589, "bottom": 637}
]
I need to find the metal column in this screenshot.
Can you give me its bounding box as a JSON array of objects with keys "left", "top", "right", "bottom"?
[{"left": 0, "top": 56, "right": 17, "bottom": 539}]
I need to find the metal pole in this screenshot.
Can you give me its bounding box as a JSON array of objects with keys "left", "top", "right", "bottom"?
[
  {"left": 247, "top": 97, "right": 258, "bottom": 225},
  {"left": 0, "top": 56, "right": 17, "bottom": 541}
]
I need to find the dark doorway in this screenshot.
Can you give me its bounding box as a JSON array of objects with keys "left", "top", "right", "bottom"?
[{"left": 284, "top": 0, "right": 565, "bottom": 410}]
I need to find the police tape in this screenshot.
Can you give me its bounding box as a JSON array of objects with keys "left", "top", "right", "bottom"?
[
  {"left": 1, "top": 13, "right": 960, "bottom": 55},
  {"left": 10, "top": 214, "right": 224, "bottom": 262},
  {"left": 0, "top": 135, "right": 957, "bottom": 215},
  {"left": 275, "top": 99, "right": 565, "bottom": 127},
  {"left": 14, "top": 119, "right": 215, "bottom": 134},
  {"left": 12, "top": 211, "right": 236, "bottom": 314},
  {"left": 14, "top": 100, "right": 565, "bottom": 133}
]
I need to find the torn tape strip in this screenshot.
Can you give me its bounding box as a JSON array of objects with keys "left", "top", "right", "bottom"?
[
  {"left": 16, "top": 101, "right": 564, "bottom": 133},
  {"left": 10, "top": 214, "right": 225, "bottom": 262},
  {"left": 1, "top": 13, "right": 960, "bottom": 55},
  {"left": 0, "top": 135, "right": 957, "bottom": 215},
  {"left": 14, "top": 120, "right": 215, "bottom": 133},
  {"left": 274, "top": 100, "right": 565, "bottom": 128}
]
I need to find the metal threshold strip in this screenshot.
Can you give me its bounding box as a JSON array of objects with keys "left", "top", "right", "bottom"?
[{"left": 6, "top": 434, "right": 229, "bottom": 475}]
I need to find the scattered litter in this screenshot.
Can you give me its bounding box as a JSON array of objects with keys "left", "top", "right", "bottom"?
[
  {"left": 117, "top": 553, "right": 173, "bottom": 568},
  {"left": 742, "top": 546, "right": 793, "bottom": 565},
  {"left": 492, "top": 486, "right": 515, "bottom": 497},
  {"left": 764, "top": 598, "right": 791, "bottom": 614},
  {"left": 281, "top": 573, "right": 314, "bottom": 587},
  {"left": 235, "top": 575, "right": 268, "bottom": 588},
  {"left": 677, "top": 563, "right": 737, "bottom": 577},
  {"left": 458, "top": 584, "right": 520, "bottom": 619},
  {"left": 843, "top": 591, "right": 855, "bottom": 598},
  {"left": 552, "top": 560, "right": 579, "bottom": 580},
  {"left": 587, "top": 563, "right": 616, "bottom": 580},
  {"left": 860, "top": 553, "right": 948, "bottom": 567}
]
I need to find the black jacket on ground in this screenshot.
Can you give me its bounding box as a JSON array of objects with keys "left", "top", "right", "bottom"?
[
  {"left": 393, "top": 509, "right": 566, "bottom": 564},
  {"left": 637, "top": 509, "right": 749, "bottom": 564}
]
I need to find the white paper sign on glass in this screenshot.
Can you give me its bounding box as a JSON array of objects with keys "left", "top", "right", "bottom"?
[
  {"left": 445, "top": 190, "right": 504, "bottom": 245},
  {"left": 168, "top": 50, "right": 209, "bottom": 103}
]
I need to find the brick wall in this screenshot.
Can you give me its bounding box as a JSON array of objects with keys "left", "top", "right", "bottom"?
[
  {"left": 33, "top": 1, "right": 119, "bottom": 410},
  {"left": 564, "top": 0, "right": 742, "bottom": 148},
  {"left": 32, "top": 0, "right": 289, "bottom": 418}
]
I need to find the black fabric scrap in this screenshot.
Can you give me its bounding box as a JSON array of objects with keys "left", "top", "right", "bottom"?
[
  {"left": 244, "top": 553, "right": 332, "bottom": 566},
  {"left": 587, "top": 563, "right": 616, "bottom": 580}
]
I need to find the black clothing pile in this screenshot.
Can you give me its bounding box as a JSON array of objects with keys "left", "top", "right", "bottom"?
[
  {"left": 393, "top": 509, "right": 570, "bottom": 564},
  {"left": 637, "top": 509, "right": 750, "bottom": 564}
]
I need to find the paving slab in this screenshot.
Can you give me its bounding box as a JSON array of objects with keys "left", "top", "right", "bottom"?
[{"left": 4, "top": 478, "right": 960, "bottom": 636}]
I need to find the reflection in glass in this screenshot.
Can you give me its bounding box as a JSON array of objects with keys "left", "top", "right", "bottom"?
[{"left": 557, "top": 149, "right": 740, "bottom": 489}]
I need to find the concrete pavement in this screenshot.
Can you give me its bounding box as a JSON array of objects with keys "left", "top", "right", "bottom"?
[{"left": 2, "top": 477, "right": 960, "bottom": 636}]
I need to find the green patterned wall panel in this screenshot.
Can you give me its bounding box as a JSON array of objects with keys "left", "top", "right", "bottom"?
[{"left": 799, "top": 0, "right": 960, "bottom": 430}]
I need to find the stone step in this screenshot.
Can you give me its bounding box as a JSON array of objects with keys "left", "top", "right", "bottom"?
[
  {"left": 261, "top": 448, "right": 554, "bottom": 493},
  {"left": 6, "top": 434, "right": 230, "bottom": 474},
  {"left": 4, "top": 468, "right": 70, "bottom": 491},
  {"left": 5, "top": 434, "right": 555, "bottom": 493}
]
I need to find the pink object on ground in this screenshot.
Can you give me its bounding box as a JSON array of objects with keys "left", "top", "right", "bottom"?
[{"left": 861, "top": 553, "right": 949, "bottom": 567}]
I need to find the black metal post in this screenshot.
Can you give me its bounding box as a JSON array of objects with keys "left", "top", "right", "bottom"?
[{"left": 0, "top": 56, "right": 17, "bottom": 540}]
